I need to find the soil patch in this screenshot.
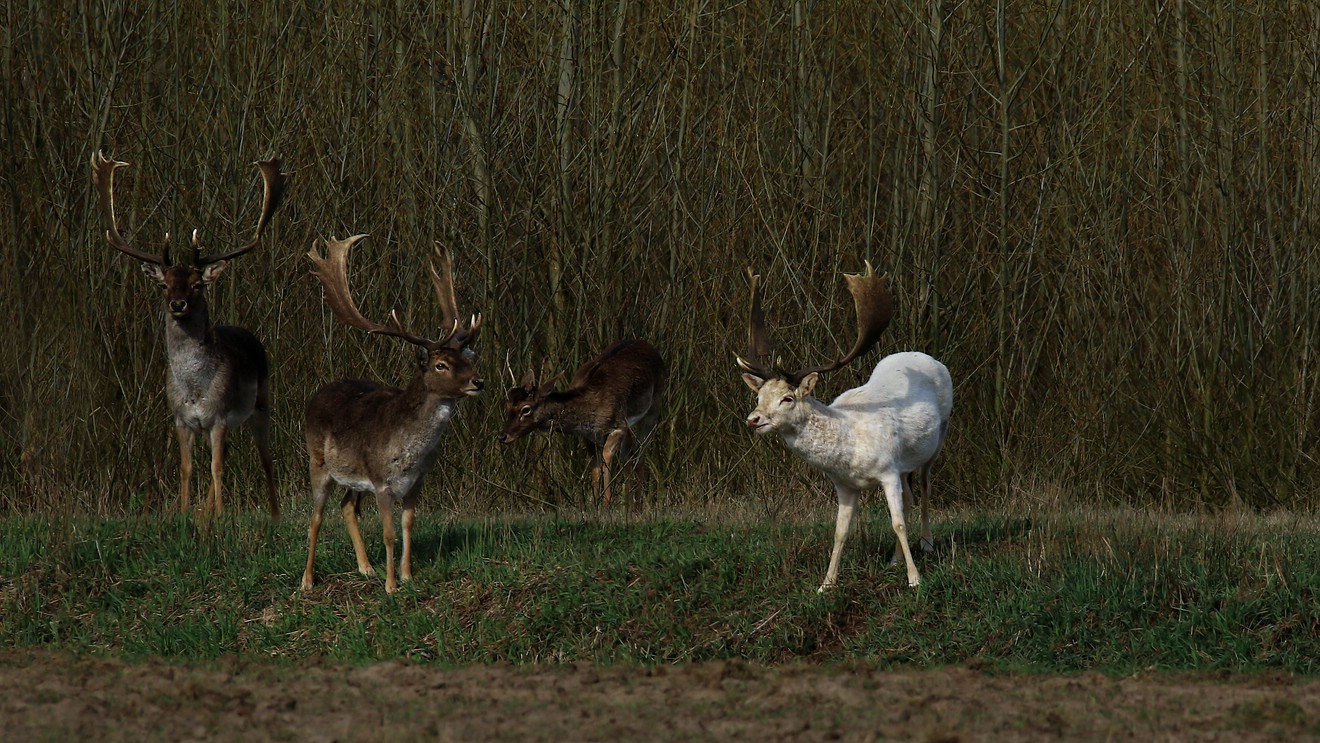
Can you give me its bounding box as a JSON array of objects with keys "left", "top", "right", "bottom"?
[{"left": 3, "top": 649, "right": 1319, "bottom": 741}]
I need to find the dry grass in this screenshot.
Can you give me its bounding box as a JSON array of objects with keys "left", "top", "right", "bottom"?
[{"left": 1, "top": 0, "right": 1316, "bottom": 517}]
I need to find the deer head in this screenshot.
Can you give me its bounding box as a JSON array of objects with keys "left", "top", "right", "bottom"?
[
  {"left": 736, "top": 263, "right": 893, "bottom": 434},
  {"left": 498, "top": 367, "right": 546, "bottom": 444},
  {"left": 91, "top": 151, "right": 288, "bottom": 318},
  {"left": 308, "top": 234, "right": 484, "bottom": 399}
]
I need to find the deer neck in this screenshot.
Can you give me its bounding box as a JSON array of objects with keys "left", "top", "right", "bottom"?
[
  {"left": 162, "top": 297, "right": 213, "bottom": 347},
  {"left": 775, "top": 398, "right": 856, "bottom": 475},
  {"left": 394, "top": 372, "right": 460, "bottom": 441},
  {"left": 161, "top": 299, "right": 223, "bottom": 387},
  {"left": 534, "top": 390, "right": 603, "bottom": 437}
]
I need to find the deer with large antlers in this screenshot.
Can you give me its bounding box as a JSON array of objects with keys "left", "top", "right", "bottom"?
[
  {"left": 736, "top": 265, "right": 952, "bottom": 590},
  {"left": 91, "top": 151, "right": 287, "bottom": 519},
  {"left": 301, "top": 234, "right": 483, "bottom": 594},
  {"left": 498, "top": 339, "right": 666, "bottom": 507}
]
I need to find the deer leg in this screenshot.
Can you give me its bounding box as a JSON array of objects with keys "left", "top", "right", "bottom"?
[
  {"left": 918, "top": 462, "right": 935, "bottom": 553},
  {"left": 600, "top": 428, "right": 627, "bottom": 508},
  {"left": 342, "top": 491, "right": 375, "bottom": 578},
  {"left": 301, "top": 463, "right": 333, "bottom": 590},
  {"left": 586, "top": 441, "right": 603, "bottom": 502},
  {"left": 883, "top": 473, "right": 921, "bottom": 587},
  {"left": 820, "top": 484, "right": 860, "bottom": 592},
  {"left": 629, "top": 419, "right": 655, "bottom": 508},
  {"left": 375, "top": 486, "right": 399, "bottom": 593},
  {"left": 400, "top": 493, "right": 417, "bottom": 585},
  {"left": 249, "top": 405, "right": 280, "bottom": 520},
  {"left": 176, "top": 424, "right": 195, "bottom": 514},
  {"left": 206, "top": 423, "right": 228, "bottom": 519},
  {"left": 893, "top": 474, "right": 915, "bottom": 565}
]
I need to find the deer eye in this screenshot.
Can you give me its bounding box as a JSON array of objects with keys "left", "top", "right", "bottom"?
[
  {"left": 519, "top": 405, "right": 532, "bottom": 418},
  {"left": 434, "top": 362, "right": 449, "bottom": 372},
  {"left": 780, "top": 395, "right": 794, "bottom": 405}
]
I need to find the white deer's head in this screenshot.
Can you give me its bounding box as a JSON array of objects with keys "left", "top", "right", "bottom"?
[{"left": 735, "top": 264, "right": 892, "bottom": 434}]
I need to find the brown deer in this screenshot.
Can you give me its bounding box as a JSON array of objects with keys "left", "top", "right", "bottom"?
[
  {"left": 91, "top": 151, "right": 287, "bottom": 519},
  {"left": 301, "top": 234, "right": 483, "bottom": 594},
  {"left": 498, "top": 340, "right": 666, "bottom": 507}
]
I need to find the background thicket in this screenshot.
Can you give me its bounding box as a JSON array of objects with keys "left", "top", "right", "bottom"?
[{"left": 1, "top": 0, "right": 1316, "bottom": 516}]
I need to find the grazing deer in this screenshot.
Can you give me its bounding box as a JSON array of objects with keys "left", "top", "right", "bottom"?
[
  {"left": 91, "top": 151, "right": 287, "bottom": 519},
  {"left": 301, "top": 234, "right": 483, "bottom": 593},
  {"left": 499, "top": 340, "right": 666, "bottom": 507},
  {"left": 736, "top": 265, "right": 952, "bottom": 590}
]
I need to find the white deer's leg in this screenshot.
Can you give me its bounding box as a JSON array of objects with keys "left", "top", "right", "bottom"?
[
  {"left": 893, "top": 474, "right": 916, "bottom": 564},
  {"left": 883, "top": 472, "right": 921, "bottom": 587},
  {"left": 820, "top": 484, "right": 860, "bottom": 592},
  {"left": 918, "top": 462, "right": 935, "bottom": 553}
]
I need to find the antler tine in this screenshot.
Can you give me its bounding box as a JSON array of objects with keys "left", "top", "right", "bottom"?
[
  {"left": 735, "top": 267, "right": 778, "bottom": 379},
  {"left": 428, "top": 242, "right": 481, "bottom": 349},
  {"left": 787, "top": 261, "right": 894, "bottom": 383},
  {"left": 91, "top": 151, "right": 165, "bottom": 265},
  {"left": 308, "top": 234, "right": 435, "bottom": 348},
  {"left": 198, "top": 157, "right": 290, "bottom": 265},
  {"left": 504, "top": 350, "right": 517, "bottom": 387},
  {"left": 428, "top": 244, "right": 461, "bottom": 329}
]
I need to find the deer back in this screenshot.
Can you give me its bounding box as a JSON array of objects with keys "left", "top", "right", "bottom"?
[
  {"left": 305, "top": 345, "right": 482, "bottom": 488},
  {"left": 499, "top": 339, "right": 666, "bottom": 444}
]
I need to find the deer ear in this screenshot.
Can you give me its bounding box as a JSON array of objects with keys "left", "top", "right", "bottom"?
[
  {"left": 741, "top": 373, "right": 765, "bottom": 392},
  {"left": 200, "top": 260, "right": 229, "bottom": 283},
  {"left": 797, "top": 372, "right": 819, "bottom": 397},
  {"left": 141, "top": 263, "right": 166, "bottom": 285}
]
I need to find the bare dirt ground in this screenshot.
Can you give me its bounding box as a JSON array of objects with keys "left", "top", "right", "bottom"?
[{"left": 2, "top": 649, "right": 1318, "bottom": 742}]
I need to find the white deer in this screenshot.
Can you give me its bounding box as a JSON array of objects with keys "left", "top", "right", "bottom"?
[{"left": 737, "top": 266, "right": 952, "bottom": 590}]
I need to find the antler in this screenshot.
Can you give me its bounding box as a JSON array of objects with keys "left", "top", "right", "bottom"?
[
  {"left": 91, "top": 151, "right": 167, "bottom": 265},
  {"left": 427, "top": 243, "right": 482, "bottom": 350},
  {"left": 786, "top": 262, "right": 893, "bottom": 383},
  {"left": 196, "top": 158, "right": 289, "bottom": 265},
  {"left": 735, "top": 268, "right": 777, "bottom": 380},
  {"left": 308, "top": 235, "right": 450, "bottom": 349},
  {"left": 735, "top": 262, "right": 894, "bottom": 384}
]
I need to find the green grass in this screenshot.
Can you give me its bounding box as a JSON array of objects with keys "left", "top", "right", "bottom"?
[{"left": 2, "top": 506, "right": 1317, "bottom": 674}]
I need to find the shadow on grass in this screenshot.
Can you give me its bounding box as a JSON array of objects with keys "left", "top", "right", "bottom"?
[
  {"left": 407, "top": 518, "right": 610, "bottom": 568},
  {"left": 846, "top": 515, "right": 1035, "bottom": 570}
]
